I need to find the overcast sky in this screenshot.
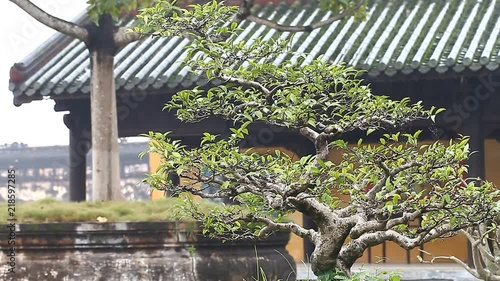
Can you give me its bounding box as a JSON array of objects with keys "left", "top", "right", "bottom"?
[
  {"left": 0, "top": 0, "right": 87, "bottom": 147},
  {"left": 0, "top": 1, "right": 151, "bottom": 147}
]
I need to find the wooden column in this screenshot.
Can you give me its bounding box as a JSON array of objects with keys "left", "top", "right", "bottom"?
[
  {"left": 459, "top": 104, "right": 485, "bottom": 266},
  {"left": 461, "top": 114, "right": 485, "bottom": 183},
  {"left": 64, "top": 111, "right": 91, "bottom": 202}
]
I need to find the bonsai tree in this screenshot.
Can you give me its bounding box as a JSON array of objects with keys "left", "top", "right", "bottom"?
[{"left": 137, "top": 1, "right": 500, "bottom": 277}]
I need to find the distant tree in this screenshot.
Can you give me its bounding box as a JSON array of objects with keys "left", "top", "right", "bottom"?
[
  {"left": 138, "top": 1, "right": 500, "bottom": 278},
  {"left": 0, "top": 142, "right": 28, "bottom": 149},
  {"left": 9, "top": 0, "right": 365, "bottom": 201}
]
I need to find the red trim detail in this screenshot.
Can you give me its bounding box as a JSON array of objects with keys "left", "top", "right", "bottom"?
[{"left": 9, "top": 65, "right": 24, "bottom": 83}]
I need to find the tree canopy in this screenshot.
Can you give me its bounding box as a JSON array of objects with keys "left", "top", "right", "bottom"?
[
  {"left": 10, "top": 0, "right": 368, "bottom": 202},
  {"left": 137, "top": 0, "right": 500, "bottom": 278}
]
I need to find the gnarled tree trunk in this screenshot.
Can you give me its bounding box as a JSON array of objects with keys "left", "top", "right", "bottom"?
[{"left": 310, "top": 223, "right": 358, "bottom": 277}]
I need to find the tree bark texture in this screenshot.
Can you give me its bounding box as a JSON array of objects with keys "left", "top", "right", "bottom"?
[
  {"left": 9, "top": 1, "right": 127, "bottom": 202},
  {"left": 89, "top": 50, "right": 123, "bottom": 201},
  {"left": 87, "top": 15, "right": 123, "bottom": 201},
  {"left": 310, "top": 223, "right": 356, "bottom": 276}
]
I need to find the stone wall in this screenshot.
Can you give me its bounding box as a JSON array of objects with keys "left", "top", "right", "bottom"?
[{"left": 0, "top": 221, "right": 296, "bottom": 281}]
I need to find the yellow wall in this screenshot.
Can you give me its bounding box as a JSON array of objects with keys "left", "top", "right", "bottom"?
[
  {"left": 485, "top": 139, "right": 500, "bottom": 188},
  {"left": 149, "top": 151, "right": 165, "bottom": 200}
]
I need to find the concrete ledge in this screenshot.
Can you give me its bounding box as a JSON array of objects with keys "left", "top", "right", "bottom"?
[{"left": 296, "top": 263, "right": 479, "bottom": 281}]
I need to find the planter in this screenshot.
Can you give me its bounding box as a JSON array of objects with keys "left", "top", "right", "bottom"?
[{"left": 0, "top": 221, "right": 296, "bottom": 281}]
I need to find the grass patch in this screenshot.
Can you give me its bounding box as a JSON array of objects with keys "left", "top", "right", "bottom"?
[{"left": 0, "top": 197, "right": 218, "bottom": 223}]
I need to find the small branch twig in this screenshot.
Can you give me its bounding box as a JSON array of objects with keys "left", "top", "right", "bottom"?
[
  {"left": 114, "top": 27, "right": 143, "bottom": 46},
  {"left": 10, "top": 0, "right": 88, "bottom": 42},
  {"left": 236, "top": 0, "right": 365, "bottom": 32}
]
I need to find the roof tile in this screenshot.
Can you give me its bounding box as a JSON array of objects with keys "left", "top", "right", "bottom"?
[{"left": 10, "top": 0, "right": 500, "bottom": 105}]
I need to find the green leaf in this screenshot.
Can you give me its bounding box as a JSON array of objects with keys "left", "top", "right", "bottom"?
[
  {"left": 386, "top": 202, "right": 394, "bottom": 213},
  {"left": 392, "top": 194, "right": 401, "bottom": 204},
  {"left": 435, "top": 108, "right": 446, "bottom": 115},
  {"left": 390, "top": 275, "right": 402, "bottom": 281}
]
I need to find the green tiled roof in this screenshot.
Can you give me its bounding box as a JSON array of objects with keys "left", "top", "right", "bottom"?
[{"left": 9, "top": 0, "right": 500, "bottom": 104}]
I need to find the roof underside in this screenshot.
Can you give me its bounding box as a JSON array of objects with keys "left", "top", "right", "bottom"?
[{"left": 9, "top": 0, "right": 500, "bottom": 105}]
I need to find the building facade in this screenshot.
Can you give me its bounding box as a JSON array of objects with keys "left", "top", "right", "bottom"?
[{"left": 0, "top": 142, "right": 151, "bottom": 202}]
